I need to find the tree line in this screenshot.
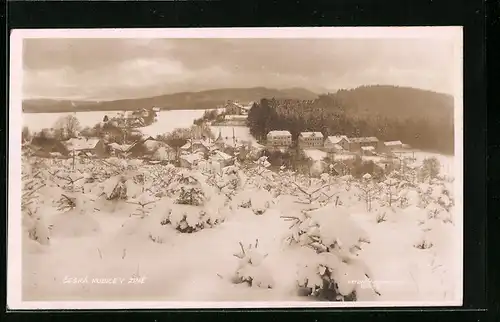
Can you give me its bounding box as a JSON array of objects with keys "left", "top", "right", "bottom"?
[{"left": 247, "top": 88, "right": 454, "bottom": 155}]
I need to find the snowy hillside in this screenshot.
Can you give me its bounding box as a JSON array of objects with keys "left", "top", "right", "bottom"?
[{"left": 17, "top": 153, "right": 461, "bottom": 308}]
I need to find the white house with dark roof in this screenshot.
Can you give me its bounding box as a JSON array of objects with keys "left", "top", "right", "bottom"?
[
  {"left": 298, "top": 132, "right": 324, "bottom": 149},
  {"left": 267, "top": 130, "right": 292, "bottom": 147}
]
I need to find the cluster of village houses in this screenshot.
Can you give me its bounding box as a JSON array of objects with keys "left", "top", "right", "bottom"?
[
  {"left": 25, "top": 128, "right": 253, "bottom": 170},
  {"left": 267, "top": 130, "right": 408, "bottom": 158},
  {"left": 24, "top": 100, "right": 409, "bottom": 171}
]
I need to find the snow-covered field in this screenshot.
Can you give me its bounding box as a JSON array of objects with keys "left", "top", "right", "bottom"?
[
  {"left": 304, "top": 149, "right": 327, "bottom": 161},
  {"left": 17, "top": 154, "right": 461, "bottom": 307},
  {"left": 22, "top": 110, "right": 206, "bottom": 137}
]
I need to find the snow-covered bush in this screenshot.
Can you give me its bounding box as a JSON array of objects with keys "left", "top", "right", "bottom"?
[
  {"left": 162, "top": 170, "right": 227, "bottom": 233},
  {"left": 282, "top": 206, "right": 379, "bottom": 301},
  {"left": 50, "top": 195, "right": 101, "bottom": 238},
  {"left": 231, "top": 240, "right": 274, "bottom": 288},
  {"left": 168, "top": 171, "right": 208, "bottom": 206},
  {"left": 119, "top": 207, "right": 177, "bottom": 244},
  {"left": 162, "top": 203, "right": 226, "bottom": 234},
  {"left": 100, "top": 175, "right": 129, "bottom": 200}
]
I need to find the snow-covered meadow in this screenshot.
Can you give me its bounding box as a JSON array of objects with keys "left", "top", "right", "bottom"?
[{"left": 17, "top": 150, "right": 461, "bottom": 307}]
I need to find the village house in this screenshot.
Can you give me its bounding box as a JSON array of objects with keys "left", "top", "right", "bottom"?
[
  {"left": 107, "top": 142, "right": 132, "bottom": 158},
  {"left": 224, "top": 101, "right": 253, "bottom": 115},
  {"left": 209, "top": 150, "right": 234, "bottom": 167},
  {"left": 348, "top": 137, "right": 382, "bottom": 153},
  {"left": 224, "top": 101, "right": 245, "bottom": 115},
  {"left": 267, "top": 130, "right": 292, "bottom": 147},
  {"left": 383, "top": 141, "right": 403, "bottom": 153},
  {"left": 324, "top": 135, "right": 350, "bottom": 151},
  {"left": 180, "top": 138, "right": 214, "bottom": 156},
  {"left": 127, "top": 136, "right": 175, "bottom": 160},
  {"left": 298, "top": 132, "right": 324, "bottom": 149},
  {"left": 30, "top": 137, "right": 69, "bottom": 157},
  {"left": 179, "top": 153, "right": 203, "bottom": 169},
  {"left": 64, "top": 137, "right": 108, "bottom": 158}
]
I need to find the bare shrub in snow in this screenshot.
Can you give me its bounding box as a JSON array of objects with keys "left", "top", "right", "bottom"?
[
  {"left": 356, "top": 173, "right": 380, "bottom": 212},
  {"left": 379, "top": 177, "right": 401, "bottom": 208},
  {"left": 414, "top": 237, "right": 434, "bottom": 250},
  {"left": 22, "top": 172, "right": 50, "bottom": 246},
  {"left": 375, "top": 212, "right": 387, "bottom": 223}
]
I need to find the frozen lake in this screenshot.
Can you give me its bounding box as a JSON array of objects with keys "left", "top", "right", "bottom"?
[{"left": 22, "top": 109, "right": 206, "bottom": 137}]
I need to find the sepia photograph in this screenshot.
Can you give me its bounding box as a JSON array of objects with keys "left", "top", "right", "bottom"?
[{"left": 8, "top": 27, "right": 463, "bottom": 309}]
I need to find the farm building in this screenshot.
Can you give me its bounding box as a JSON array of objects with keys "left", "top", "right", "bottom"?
[
  {"left": 64, "top": 137, "right": 108, "bottom": 158},
  {"left": 348, "top": 136, "right": 383, "bottom": 153},
  {"left": 267, "top": 130, "right": 292, "bottom": 147},
  {"left": 127, "top": 136, "right": 174, "bottom": 159},
  {"left": 181, "top": 139, "right": 214, "bottom": 156},
  {"left": 324, "top": 135, "right": 350, "bottom": 151},
  {"left": 209, "top": 150, "right": 234, "bottom": 167},
  {"left": 30, "top": 137, "right": 69, "bottom": 157},
  {"left": 66, "top": 138, "right": 108, "bottom": 158},
  {"left": 298, "top": 132, "right": 324, "bottom": 149},
  {"left": 384, "top": 140, "right": 403, "bottom": 151},
  {"left": 224, "top": 101, "right": 245, "bottom": 115},
  {"left": 224, "top": 101, "right": 254, "bottom": 115},
  {"left": 108, "top": 142, "right": 132, "bottom": 157},
  {"left": 179, "top": 153, "right": 203, "bottom": 169}
]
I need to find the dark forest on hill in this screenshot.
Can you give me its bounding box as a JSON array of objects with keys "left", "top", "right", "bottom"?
[{"left": 247, "top": 86, "right": 455, "bottom": 155}]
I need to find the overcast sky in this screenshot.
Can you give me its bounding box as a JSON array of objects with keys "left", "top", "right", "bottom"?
[{"left": 22, "top": 38, "right": 456, "bottom": 100}]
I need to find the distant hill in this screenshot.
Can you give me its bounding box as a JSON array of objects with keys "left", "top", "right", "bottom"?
[{"left": 22, "top": 87, "right": 319, "bottom": 113}]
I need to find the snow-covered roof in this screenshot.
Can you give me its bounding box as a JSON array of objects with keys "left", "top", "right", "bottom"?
[
  {"left": 108, "top": 142, "right": 129, "bottom": 152},
  {"left": 64, "top": 137, "right": 101, "bottom": 151},
  {"left": 326, "top": 135, "right": 349, "bottom": 144},
  {"left": 349, "top": 136, "right": 379, "bottom": 143},
  {"left": 361, "top": 146, "right": 375, "bottom": 151},
  {"left": 384, "top": 140, "right": 403, "bottom": 146},
  {"left": 181, "top": 139, "right": 212, "bottom": 150},
  {"left": 180, "top": 153, "right": 202, "bottom": 164},
  {"left": 211, "top": 150, "right": 233, "bottom": 161},
  {"left": 300, "top": 132, "right": 324, "bottom": 138},
  {"left": 267, "top": 130, "right": 292, "bottom": 137},
  {"left": 143, "top": 140, "right": 165, "bottom": 152}
]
